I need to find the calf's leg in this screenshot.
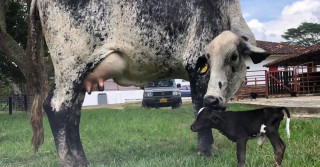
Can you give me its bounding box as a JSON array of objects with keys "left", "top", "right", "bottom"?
[
  {"left": 236, "top": 139, "right": 247, "bottom": 167},
  {"left": 267, "top": 133, "right": 286, "bottom": 167}
]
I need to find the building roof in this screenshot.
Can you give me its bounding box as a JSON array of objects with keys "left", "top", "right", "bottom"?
[
  {"left": 257, "top": 40, "right": 307, "bottom": 55},
  {"left": 264, "top": 43, "right": 320, "bottom": 67}
]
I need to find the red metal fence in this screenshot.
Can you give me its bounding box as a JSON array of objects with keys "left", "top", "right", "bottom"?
[
  {"left": 236, "top": 70, "right": 267, "bottom": 99},
  {"left": 236, "top": 62, "right": 320, "bottom": 99},
  {"left": 294, "top": 62, "right": 320, "bottom": 94}
]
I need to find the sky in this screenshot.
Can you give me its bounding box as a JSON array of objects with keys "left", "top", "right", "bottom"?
[{"left": 240, "top": 0, "right": 320, "bottom": 42}]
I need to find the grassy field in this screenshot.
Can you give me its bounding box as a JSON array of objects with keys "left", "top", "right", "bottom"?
[{"left": 0, "top": 102, "right": 319, "bottom": 167}]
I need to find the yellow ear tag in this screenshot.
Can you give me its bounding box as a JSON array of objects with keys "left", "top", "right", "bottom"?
[{"left": 200, "top": 63, "right": 208, "bottom": 74}]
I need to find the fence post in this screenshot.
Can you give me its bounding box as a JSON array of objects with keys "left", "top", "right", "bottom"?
[
  {"left": 265, "top": 70, "right": 269, "bottom": 98},
  {"left": 294, "top": 68, "right": 298, "bottom": 92},
  {"left": 24, "top": 95, "right": 28, "bottom": 111},
  {"left": 9, "top": 97, "right": 13, "bottom": 115}
]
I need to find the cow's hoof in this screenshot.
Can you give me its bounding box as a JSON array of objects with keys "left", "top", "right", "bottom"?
[{"left": 197, "top": 150, "right": 212, "bottom": 157}]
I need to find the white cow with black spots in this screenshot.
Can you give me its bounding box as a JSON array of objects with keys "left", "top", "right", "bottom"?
[{"left": 30, "top": 0, "right": 269, "bottom": 166}]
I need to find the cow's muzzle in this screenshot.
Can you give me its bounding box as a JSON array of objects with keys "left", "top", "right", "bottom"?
[{"left": 203, "top": 95, "right": 226, "bottom": 110}]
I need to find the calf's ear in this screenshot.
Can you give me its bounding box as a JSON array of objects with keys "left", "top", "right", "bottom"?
[
  {"left": 209, "top": 113, "right": 224, "bottom": 124},
  {"left": 240, "top": 40, "right": 270, "bottom": 64}
]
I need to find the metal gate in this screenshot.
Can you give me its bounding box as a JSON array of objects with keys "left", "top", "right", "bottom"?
[{"left": 0, "top": 95, "right": 28, "bottom": 114}]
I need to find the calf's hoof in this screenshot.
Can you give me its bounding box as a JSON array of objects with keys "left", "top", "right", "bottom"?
[{"left": 197, "top": 150, "right": 212, "bottom": 157}]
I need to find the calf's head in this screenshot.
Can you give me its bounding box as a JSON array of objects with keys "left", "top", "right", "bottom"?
[
  {"left": 198, "top": 31, "right": 269, "bottom": 109},
  {"left": 190, "top": 107, "right": 224, "bottom": 132}
]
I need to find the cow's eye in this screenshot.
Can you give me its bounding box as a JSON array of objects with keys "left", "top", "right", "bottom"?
[
  {"left": 196, "top": 56, "right": 209, "bottom": 75},
  {"left": 200, "top": 63, "right": 208, "bottom": 74},
  {"left": 231, "top": 54, "right": 238, "bottom": 61}
]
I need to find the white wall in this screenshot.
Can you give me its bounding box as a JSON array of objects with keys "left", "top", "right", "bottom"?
[
  {"left": 83, "top": 90, "right": 143, "bottom": 106},
  {"left": 245, "top": 55, "right": 284, "bottom": 72},
  {"left": 175, "top": 79, "right": 190, "bottom": 86},
  {"left": 245, "top": 55, "right": 285, "bottom": 85}
]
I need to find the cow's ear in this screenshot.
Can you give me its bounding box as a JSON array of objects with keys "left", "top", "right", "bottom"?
[{"left": 239, "top": 40, "right": 270, "bottom": 64}]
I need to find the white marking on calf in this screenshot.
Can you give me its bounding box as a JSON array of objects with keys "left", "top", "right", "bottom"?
[
  {"left": 286, "top": 118, "right": 290, "bottom": 139},
  {"left": 256, "top": 124, "right": 267, "bottom": 146},
  {"left": 260, "top": 124, "right": 266, "bottom": 133},
  {"left": 198, "top": 107, "right": 206, "bottom": 115}
]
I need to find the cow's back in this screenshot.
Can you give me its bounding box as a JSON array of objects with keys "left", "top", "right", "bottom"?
[{"left": 37, "top": 0, "right": 231, "bottom": 68}]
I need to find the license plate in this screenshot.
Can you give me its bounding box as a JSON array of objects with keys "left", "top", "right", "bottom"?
[{"left": 159, "top": 98, "right": 168, "bottom": 103}]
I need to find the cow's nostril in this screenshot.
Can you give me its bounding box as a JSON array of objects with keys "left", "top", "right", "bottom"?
[{"left": 204, "top": 96, "right": 219, "bottom": 107}]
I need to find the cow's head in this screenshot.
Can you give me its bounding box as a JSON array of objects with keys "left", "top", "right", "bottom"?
[
  {"left": 190, "top": 107, "right": 224, "bottom": 132},
  {"left": 192, "top": 31, "right": 269, "bottom": 110}
]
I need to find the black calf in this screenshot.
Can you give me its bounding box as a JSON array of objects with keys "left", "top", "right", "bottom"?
[{"left": 191, "top": 107, "right": 290, "bottom": 167}]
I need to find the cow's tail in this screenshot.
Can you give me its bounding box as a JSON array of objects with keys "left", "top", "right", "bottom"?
[
  {"left": 282, "top": 107, "right": 291, "bottom": 140},
  {"left": 30, "top": 0, "right": 44, "bottom": 153},
  {"left": 30, "top": 94, "right": 44, "bottom": 152}
]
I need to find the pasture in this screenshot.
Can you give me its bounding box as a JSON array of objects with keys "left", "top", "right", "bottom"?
[{"left": 0, "top": 102, "right": 319, "bottom": 167}]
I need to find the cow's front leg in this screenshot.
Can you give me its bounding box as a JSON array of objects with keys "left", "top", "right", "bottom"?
[
  {"left": 44, "top": 87, "right": 88, "bottom": 167},
  {"left": 193, "top": 98, "right": 213, "bottom": 157},
  {"left": 188, "top": 63, "right": 214, "bottom": 157},
  {"left": 196, "top": 129, "right": 214, "bottom": 156}
]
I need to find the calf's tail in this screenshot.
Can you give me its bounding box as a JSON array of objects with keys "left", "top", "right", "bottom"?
[{"left": 282, "top": 107, "right": 290, "bottom": 140}]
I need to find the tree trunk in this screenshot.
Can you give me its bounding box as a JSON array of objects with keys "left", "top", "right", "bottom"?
[
  {"left": 7, "top": 79, "right": 23, "bottom": 95},
  {"left": 0, "top": 0, "right": 8, "bottom": 33},
  {"left": 0, "top": 0, "right": 53, "bottom": 111}
]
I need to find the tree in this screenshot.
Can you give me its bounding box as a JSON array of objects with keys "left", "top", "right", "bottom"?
[
  {"left": 282, "top": 22, "right": 320, "bottom": 46},
  {"left": 0, "top": 0, "right": 54, "bottom": 151},
  {"left": 0, "top": 0, "right": 27, "bottom": 93},
  {"left": 0, "top": 0, "right": 53, "bottom": 102}
]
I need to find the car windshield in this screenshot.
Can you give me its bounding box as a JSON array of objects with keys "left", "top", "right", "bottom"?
[{"left": 146, "top": 80, "right": 174, "bottom": 87}]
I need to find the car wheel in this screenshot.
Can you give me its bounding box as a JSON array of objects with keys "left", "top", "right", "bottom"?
[
  {"left": 142, "top": 101, "right": 148, "bottom": 108},
  {"left": 172, "top": 101, "right": 182, "bottom": 109}
]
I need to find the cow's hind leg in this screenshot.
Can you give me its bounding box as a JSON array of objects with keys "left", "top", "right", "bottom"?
[
  {"left": 267, "top": 132, "right": 286, "bottom": 167},
  {"left": 67, "top": 93, "right": 88, "bottom": 166},
  {"left": 44, "top": 87, "right": 88, "bottom": 167}
]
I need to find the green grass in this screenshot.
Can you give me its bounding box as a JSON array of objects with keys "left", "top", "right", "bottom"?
[{"left": 0, "top": 102, "right": 320, "bottom": 167}]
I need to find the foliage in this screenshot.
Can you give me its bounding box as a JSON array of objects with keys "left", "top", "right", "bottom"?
[
  {"left": 0, "top": 0, "right": 27, "bottom": 89},
  {"left": 5, "top": 0, "right": 28, "bottom": 49},
  {"left": 0, "top": 75, "right": 13, "bottom": 95},
  {"left": 282, "top": 22, "right": 320, "bottom": 46},
  {"left": 0, "top": 52, "right": 25, "bottom": 83},
  {"left": 0, "top": 103, "right": 319, "bottom": 167}
]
